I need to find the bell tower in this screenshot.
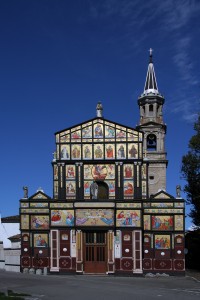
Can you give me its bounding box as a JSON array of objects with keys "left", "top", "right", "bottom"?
[{"left": 136, "top": 49, "right": 168, "bottom": 196}]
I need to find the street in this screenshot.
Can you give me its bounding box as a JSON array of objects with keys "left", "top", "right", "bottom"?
[{"left": 0, "top": 270, "right": 200, "bottom": 300}]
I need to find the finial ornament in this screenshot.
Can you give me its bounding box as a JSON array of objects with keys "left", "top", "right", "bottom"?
[
  {"left": 96, "top": 101, "right": 103, "bottom": 117},
  {"left": 23, "top": 186, "right": 28, "bottom": 198},
  {"left": 149, "top": 48, "right": 153, "bottom": 63},
  {"left": 176, "top": 185, "right": 181, "bottom": 198}
]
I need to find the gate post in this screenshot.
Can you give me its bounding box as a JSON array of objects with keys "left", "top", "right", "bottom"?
[
  {"left": 107, "top": 230, "right": 115, "bottom": 274},
  {"left": 76, "top": 230, "right": 83, "bottom": 273}
]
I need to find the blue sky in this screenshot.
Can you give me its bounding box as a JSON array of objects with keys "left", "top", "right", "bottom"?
[{"left": 0, "top": 0, "right": 199, "bottom": 229}]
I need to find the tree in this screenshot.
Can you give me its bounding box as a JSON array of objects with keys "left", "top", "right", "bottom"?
[{"left": 181, "top": 114, "right": 200, "bottom": 226}]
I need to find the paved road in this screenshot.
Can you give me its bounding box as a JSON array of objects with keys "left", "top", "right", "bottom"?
[{"left": 0, "top": 270, "right": 200, "bottom": 300}]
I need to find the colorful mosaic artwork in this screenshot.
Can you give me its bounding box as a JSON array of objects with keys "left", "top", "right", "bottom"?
[
  {"left": 151, "top": 203, "right": 173, "bottom": 208},
  {"left": 30, "top": 203, "right": 48, "bottom": 208},
  {"left": 94, "top": 144, "right": 104, "bottom": 159},
  {"left": 152, "top": 215, "right": 173, "bottom": 230},
  {"left": 142, "top": 181, "right": 146, "bottom": 196},
  {"left": 21, "top": 203, "right": 29, "bottom": 208},
  {"left": 94, "top": 123, "right": 103, "bottom": 138},
  {"left": 66, "top": 165, "right": 75, "bottom": 178},
  {"left": 76, "top": 209, "right": 114, "bottom": 226},
  {"left": 155, "top": 235, "right": 171, "bottom": 249},
  {"left": 117, "top": 144, "right": 126, "bottom": 159},
  {"left": 30, "top": 215, "right": 49, "bottom": 230},
  {"left": 83, "top": 144, "right": 92, "bottom": 159},
  {"left": 106, "top": 180, "right": 115, "bottom": 196},
  {"left": 124, "top": 180, "right": 134, "bottom": 196},
  {"left": 66, "top": 181, "right": 76, "bottom": 196},
  {"left": 54, "top": 165, "right": 58, "bottom": 179},
  {"left": 87, "top": 164, "right": 115, "bottom": 180},
  {"left": 141, "top": 164, "right": 147, "bottom": 179},
  {"left": 105, "top": 144, "right": 115, "bottom": 159},
  {"left": 34, "top": 233, "right": 48, "bottom": 247},
  {"left": 60, "top": 145, "right": 70, "bottom": 160},
  {"left": 128, "top": 144, "right": 138, "bottom": 158},
  {"left": 84, "top": 181, "right": 92, "bottom": 197},
  {"left": 71, "top": 144, "right": 81, "bottom": 159},
  {"left": 116, "top": 203, "right": 141, "bottom": 208},
  {"left": 21, "top": 215, "right": 29, "bottom": 230},
  {"left": 124, "top": 164, "right": 134, "bottom": 179},
  {"left": 105, "top": 125, "right": 115, "bottom": 138},
  {"left": 116, "top": 210, "right": 141, "bottom": 227},
  {"left": 143, "top": 215, "right": 151, "bottom": 230},
  {"left": 174, "top": 215, "right": 184, "bottom": 230},
  {"left": 51, "top": 210, "right": 74, "bottom": 226}
]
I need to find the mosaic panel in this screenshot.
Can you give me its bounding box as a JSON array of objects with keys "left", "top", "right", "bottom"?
[
  {"left": 66, "top": 165, "right": 76, "bottom": 179},
  {"left": 174, "top": 215, "right": 184, "bottom": 231},
  {"left": 21, "top": 215, "right": 29, "bottom": 230},
  {"left": 155, "top": 235, "right": 171, "bottom": 249},
  {"left": 124, "top": 164, "right": 134, "bottom": 179},
  {"left": 152, "top": 215, "right": 173, "bottom": 231},
  {"left": 51, "top": 210, "right": 74, "bottom": 226},
  {"left": 34, "top": 233, "right": 48, "bottom": 247},
  {"left": 76, "top": 209, "right": 114, "bottom": 226},
  {"left": 116, "top": 210, "right": 141, "bottom": 227},
  {"left": 30, "top": 215, "right": 49, "bottom": 230},
  {"left": 128, "top": 143, "right": 138, "bottom": 158}
]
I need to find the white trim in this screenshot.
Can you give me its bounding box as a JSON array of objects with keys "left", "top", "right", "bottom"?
[
  {"left": 50, "top": 230, "right": 59, "bottom": 272},
  {"left": 133, "top": 230, "right": 143, "bottom": 274}
]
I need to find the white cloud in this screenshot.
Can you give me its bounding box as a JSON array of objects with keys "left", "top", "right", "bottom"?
[
  {"left": 169, "top": 95, "right": 199, "bottom": 123},
  {"left": 161, "top": 0, "right": 200, "bottom": 30},
  {"left": 173, "top": 37, "right": 198, "bottom": 85},
  {"left": 87, "top": 0, "right": 200, "bottom": 122},
  {"left": 187, "top": 224, "right": 200, "bottom": 231}
]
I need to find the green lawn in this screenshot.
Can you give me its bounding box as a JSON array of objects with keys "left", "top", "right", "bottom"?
[{"left": 0, "top": 290, "right": 30, "bottom": 299}]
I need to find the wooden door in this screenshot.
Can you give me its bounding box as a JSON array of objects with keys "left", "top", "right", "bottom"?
[{"left": 84, "top": 231, "right": 107, "bottom": 273}]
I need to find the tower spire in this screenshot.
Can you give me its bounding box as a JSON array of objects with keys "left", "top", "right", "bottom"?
[
  {"left": 137, "top": 50, "right": 167, "bottom": 196},
  {"left": 144, "top": 48, "right": 158, "bottom": 95}
]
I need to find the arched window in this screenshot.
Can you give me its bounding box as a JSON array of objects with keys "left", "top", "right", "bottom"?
[
  {"left": 147, "top": 134, "right": 157, "bottom": 151},
  {"left": 90, "top": 181, "right": 109, "bottom": 200}
]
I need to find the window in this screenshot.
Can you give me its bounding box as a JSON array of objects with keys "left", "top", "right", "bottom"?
[
  {"left": 149, "top": 104, "right": 153, "bottom": 112},
  {"left": 147, "top": 134, "right": 157, "bottom": 151},
  {"left": 149, "top": 104, "right": 153, "bottom": 116}
]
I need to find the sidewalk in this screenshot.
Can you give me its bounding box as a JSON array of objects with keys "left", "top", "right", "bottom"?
[{"left": 186, "top": 269, "right": 200, "bottom": 281}]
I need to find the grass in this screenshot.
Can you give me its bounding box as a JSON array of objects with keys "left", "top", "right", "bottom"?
[{"left": 0, "top": 290, "right": 30, "bottom": 299}]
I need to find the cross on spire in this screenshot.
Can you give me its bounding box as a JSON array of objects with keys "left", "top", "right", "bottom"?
[{"left": 149, "top": 48, "right": 153, "bottom": 63}]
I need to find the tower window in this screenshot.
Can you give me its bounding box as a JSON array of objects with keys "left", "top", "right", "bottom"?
[
  {"left": 147, "top": 134, "right": 157, "bottom": 151},
  {"left": 149, "top": 104, "right": 153, "bottom": 116}
]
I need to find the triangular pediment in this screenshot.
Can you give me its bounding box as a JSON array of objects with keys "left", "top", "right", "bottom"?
[
  {"left": 152, "top": 190, "right": 175, "bottom": 199},
  {"left": 29, "top": 191, "right": 51, "bottom": 200},
  {"left": 55, "top": 117, "right": 142, "bottom": 143}
]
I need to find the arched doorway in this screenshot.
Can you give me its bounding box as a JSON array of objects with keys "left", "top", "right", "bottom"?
[{"left": 90, "top": 181, "right": 109, "bottom": 200}]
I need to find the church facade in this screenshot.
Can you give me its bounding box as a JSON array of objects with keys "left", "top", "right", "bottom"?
[{"left": 19, "top": 52, "right": 185, "bottom": 275}]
